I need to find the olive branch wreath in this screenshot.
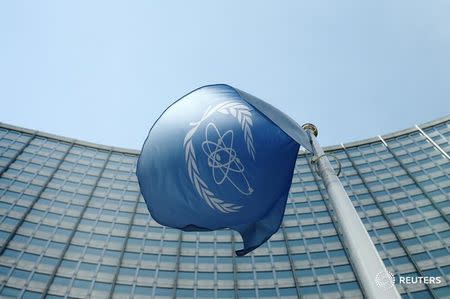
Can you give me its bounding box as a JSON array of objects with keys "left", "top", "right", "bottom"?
[{"left": 183, "top": 101, "right": 255, "bottom": 213}]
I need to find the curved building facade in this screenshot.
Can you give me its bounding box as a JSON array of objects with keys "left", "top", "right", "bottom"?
[{"left": 0, "top": 116, "right": 449, "bottom": 299}]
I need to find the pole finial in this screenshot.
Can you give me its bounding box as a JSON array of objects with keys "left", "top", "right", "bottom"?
[{"left": 302, "top": 123, "right": 318, "bottom": 137}]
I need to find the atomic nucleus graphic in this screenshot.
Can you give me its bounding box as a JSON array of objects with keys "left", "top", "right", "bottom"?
[{"left": 201, "top": 122, "right": 253, "bottom": 195}]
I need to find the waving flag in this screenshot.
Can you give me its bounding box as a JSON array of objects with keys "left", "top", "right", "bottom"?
[{"left": 137, "top": 84, "right": 312, "bottom": 255}]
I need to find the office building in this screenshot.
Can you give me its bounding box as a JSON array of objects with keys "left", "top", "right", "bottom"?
[{"left": 0, "top": 116, "right": 449, "bottom": 298}]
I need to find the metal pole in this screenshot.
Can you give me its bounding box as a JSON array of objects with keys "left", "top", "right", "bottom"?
[{"left": 302, "top": 123, "right": 401, "bottom": 299}]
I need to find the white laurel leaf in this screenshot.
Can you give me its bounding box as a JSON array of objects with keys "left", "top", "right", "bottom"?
[
  {"left": 235, "top": 105, "right": 248, "bottom": 111},
  {"left": 187, "top": 165, "right": 194, "bottom": 182},
  {"left": 218, "top": 102, "right": 255, "bottom": 160},
  {"left": 213, "top": 197, "right": 223, "bottom": 205},
  {"left": 240, "top": 110, "right": 251, "bottom": 116},
  {"left": 244, "top": 124, "right": 251, "bottom": 138},
  {"left": 238, "top": 112, "right": 244, "bottom": 124},
  {"left": 184, "top": 128, "right": 197, "bottom": 146},
  {"left": 222, "top": 203, "right": 236, "bottom": 208},
  {"left": 244, "top": 115, "right": 253, "bottom": 126}
]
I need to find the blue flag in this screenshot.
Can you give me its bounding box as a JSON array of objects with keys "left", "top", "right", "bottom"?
[{"left": 137, "top": 84, "right": 312, "bottom": 256}]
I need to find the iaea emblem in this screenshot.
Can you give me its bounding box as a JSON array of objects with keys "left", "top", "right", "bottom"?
[{"left": 183, "top": 101, "right": 255, "bottom": 213}]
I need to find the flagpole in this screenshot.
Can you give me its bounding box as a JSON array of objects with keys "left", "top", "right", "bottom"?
[{"left": 302, "top": 123, "right": 401, "bottom": 299}]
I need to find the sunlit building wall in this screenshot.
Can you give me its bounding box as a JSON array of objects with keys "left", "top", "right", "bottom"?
[{"left": 0, "top": 116, "right": 449, "bottom": 298}]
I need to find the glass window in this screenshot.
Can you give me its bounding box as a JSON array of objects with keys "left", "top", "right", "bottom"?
[
  {"left": 383, "top": 241, "right": 401, "bottom": 250},
  {"left": 412, "top": 252, "right": 430, "bottom": 261},
  {"left": 316, "top": 266, "right": 332, "bottom": 276},
  {"left": 300, "top": 285, "right": 318, "bottom": 295},
  {"left": 30, "top": 237, "right": 48, "bottom": 248},
  {"left": 0, "top": 230, "right": 9, "bottom": 241},
  {"left": 257, "top": 271, "right": 274, "bottom": 280},
  {"left": 217, "top": 272, "right": 233, "bottom": 280},
  {"left": 99, "top": 264, "right": 115, "bottom": 273},
  {"left": 423, "top": 268, "right": 441, "bottom": 277},
  {"left": 48, "top": 241, "right": 65, "bottom": 251},
  {"left": 177, "top": 288, "right": 193, "bottom": 297},
  {"left": 321, "top": 283, "right": 339, "bottom": 293},
  {"left": 85, "top": 247, "right": 103, "bottom": 256},
  {"left": 197, "top": 271, "right": 213, "bottom": 280},
  {"left": 38, "top": 224, "right": 55, "bottom": 234},
  {"left": 41, "top": 256, "right": 58, "bottom": 267},
  {"left": 74, "top": 231, "right": 90, "bottom": 240},
  {"left": 127, "top": 237, "right": 142, "bottom": 247},
  {"left": 328, "top": 249, "right": 346, "bottom": 258},
  {"left": 139, "top": 268, "right": 155, "bottom": 277},
  {"left": 1, "top": 287, "right": 21, "bottom": 297},
  {"left": 22, "top": 291, "right": 41, "bottom": 299},
  {"left": 310, "top": 251, "right": 327, "bottom": 260},
  {"left": 409, "top": 290, "right": 432, "bottom": 298},
  {"left": 119, "top": 267, "right": 136, "bottom": 277},
  {"left": 157, "top": 270, "right": 175, "bottom": 279},
  {"left": 297, "top": 268, "right": 313, "bottom": 277},
  {"left": 93, "top": 281, "right": 112, "bottom": 292},
  {"left": 179, "top": 255, "right": 195, "bottom": 263},
  {"left": 341, "top": 281, "right": 359, "bottom": 291},
  {"left": 32, "top": 272, "right": 50, "bottom": 283},
  {"left": 61, "top": 260, "right": 78, "bottom": 269},
  {"left": 160, "top": 254, "right": 176, "bottom": 263},
  {"left": 73, "top": 278, "right": 91, "bottom": 289},
  {"left": 3, "top": 249, "right": 20, "bottom": 259},
  {"left": 134, "top": 285, "right": 153, "bottom": 295},
  {"left": 439, "top": 265, "right": 450, "bottom": 275},
  {"left": 278, "top": 287, "right": 297, "bottom": 296},
  {"left": 53, "top": 276, "right": 71, "bottom": 286},
  {"left": 55, "top": 227, "right": 71, "bottom": 236},
  {"left": 109, "top": 236, "right": 125, "bottom": 245},
  {"left": 0, "top": 265, "right": 11, "bottom": 276},
  {"left": 12, "top": 234, "right": 29, "bottom": 244},
  {"left": 123, "top": 252, "right": 140, "bottom": 261},
  {"left": 253, "top": 255, "right": 270, "bottom": 263},
  {"left": 115, "top": 284, "right": 132, "bottom": 294},
  {"left": 430, "top": 248, "right": 449, "bottom": 258},
  {"left": 12, "top": 268, "right": 31, "bottom": 279},
  {"left": 292, "top": 252, "right": 308, "bottom": 261},
  {"left": 104, "top": 250, "right": 120, "bottom": 259},
  {"left": 403, "top": 237, "right": 420, "bottom": 246},
  {"left": 91, "top": 233, "right": 107, "bottom": 243},
  {"left": 22, "top": 252, "right": 39, "bottom": 262},
  {"left": 197, "top": 289, "right": 215, "bottom": 297},
  {"left": 79, "top": 262, "right": 97, "bottom": 272},
  {"left": 276, "top": 270, "right": 293, "bottom": 279},
  {"left": 323, "top": 236, "right": 339, "bottom": 244},
  {"left": 335, "top": 265, "right": 352, "bottom": 273},
  {"left": 238, "top": 289, "right": 256, "bottom": 297},
  {"left": 391, "top": 256, "right": 409, "bottom": 266}
]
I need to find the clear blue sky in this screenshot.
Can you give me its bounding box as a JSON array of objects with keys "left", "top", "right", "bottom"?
[{"left": 1, "top": 1, "right": 449, "bottom": 150}]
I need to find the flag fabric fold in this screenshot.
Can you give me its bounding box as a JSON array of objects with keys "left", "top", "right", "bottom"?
[{"left": 137, "top": 84, "right": 311, "bottom": 255}]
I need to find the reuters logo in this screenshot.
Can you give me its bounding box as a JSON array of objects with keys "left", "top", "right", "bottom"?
[{"left": 375, "top": 271, "right": 395, "bottom": 289}]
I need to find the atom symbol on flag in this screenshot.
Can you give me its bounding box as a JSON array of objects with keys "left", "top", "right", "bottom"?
[{"left": 201, "top": 122, "right": 253, "bottom": 195}]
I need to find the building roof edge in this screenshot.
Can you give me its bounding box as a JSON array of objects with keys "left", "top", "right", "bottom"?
[
  {"left": 2, "top": 114, "right": 449, "bottom": 155},
  {"left": 0, "top": 122, "right": 140, "bottom": 155}
]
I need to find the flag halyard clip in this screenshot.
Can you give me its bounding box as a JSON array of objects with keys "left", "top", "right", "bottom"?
[{"left": 311, "top": 154, "right": 342, "bottom": 177}]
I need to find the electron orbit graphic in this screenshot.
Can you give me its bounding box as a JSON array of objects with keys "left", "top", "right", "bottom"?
[{"left": 201, "top": 122, "right": 253, "bottom": 195}]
